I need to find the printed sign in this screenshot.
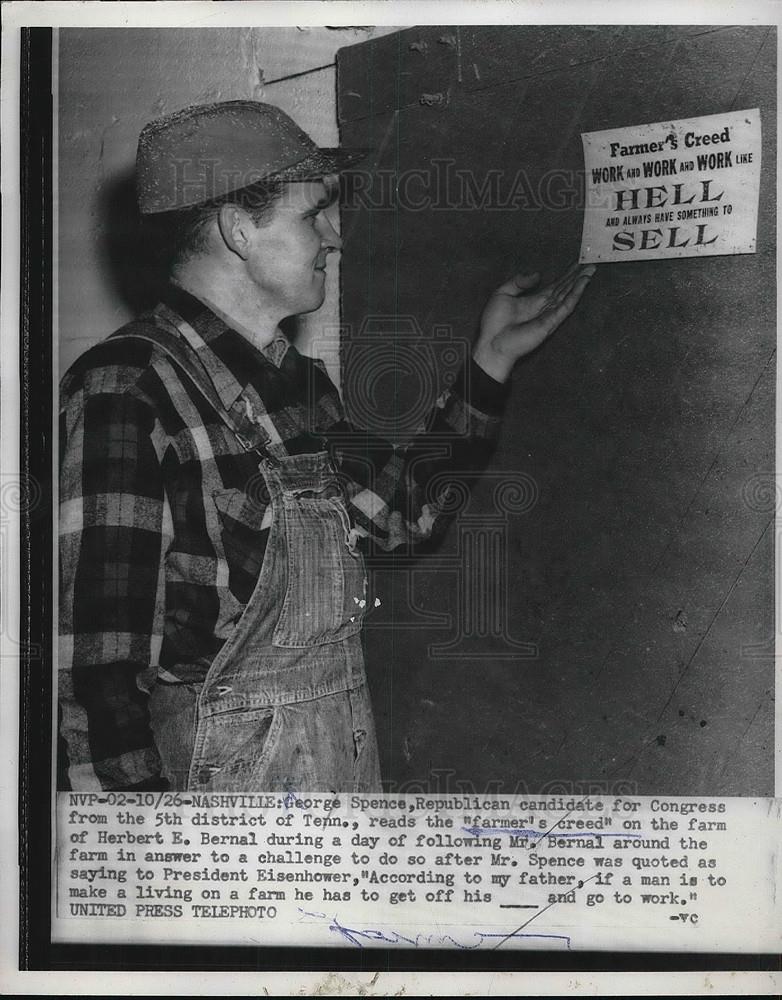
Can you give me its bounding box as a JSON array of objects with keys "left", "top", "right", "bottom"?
[{"left": 579, "top": 109, "right": 761, "bottom": 263}]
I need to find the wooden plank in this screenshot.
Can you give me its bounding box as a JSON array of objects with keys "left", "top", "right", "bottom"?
[
  {"left": 338, "top": 25, "right": 460, "bottom": 123},
  {"left": 459, "top": 24, "right": 625, "bottom": 93}
]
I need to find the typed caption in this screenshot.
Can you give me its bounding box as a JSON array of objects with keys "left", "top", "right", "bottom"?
[{"left": 54, "top": 793, "right": 780, "bottom": 951}]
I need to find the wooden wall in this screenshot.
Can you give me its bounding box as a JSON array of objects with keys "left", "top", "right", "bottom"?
[{"left": 337, "top": 25, "right": 776, "bottom": 796}]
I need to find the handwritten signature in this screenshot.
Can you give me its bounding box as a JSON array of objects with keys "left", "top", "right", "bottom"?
[{"left": 298, "top": 907, "right": 571, "bottom": 950}]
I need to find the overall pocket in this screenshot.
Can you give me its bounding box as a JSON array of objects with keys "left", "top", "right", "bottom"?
[
  {"left": 273, "top": 492, "right": 367, "bottom": 648},
  {"left": 189, "top": 704, "right": 282, "bottom": 791}
]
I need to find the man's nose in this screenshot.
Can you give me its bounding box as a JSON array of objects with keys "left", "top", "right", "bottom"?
[{"left": 319, "top": 212, "right": 343, "bottom": 252}]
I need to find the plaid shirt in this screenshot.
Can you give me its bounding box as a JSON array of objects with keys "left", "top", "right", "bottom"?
[{"left": 59, "top": 284, "right": 509, "bottom": 790}]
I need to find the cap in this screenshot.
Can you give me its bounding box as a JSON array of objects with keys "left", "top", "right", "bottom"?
[{"left": 136, "top": 100, "right": 369, "bottom": 214}]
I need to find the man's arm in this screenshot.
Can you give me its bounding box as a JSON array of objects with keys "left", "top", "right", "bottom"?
[
  {"left": 330, "top": 263, "right": 596, "bottom": 552},
  {"left": 59, "top": 382, "right": 172, "bottom": 790},
  {"left": 329, "top": 357, "right": 509, "bottom": 552}
]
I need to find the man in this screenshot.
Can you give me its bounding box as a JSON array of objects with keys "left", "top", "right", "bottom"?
[{"left": 59, "top": 100, "right": 594, "bottom": 792}]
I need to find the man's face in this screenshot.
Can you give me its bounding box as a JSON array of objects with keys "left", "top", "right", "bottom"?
[{"left": 243, "top": 179, "right": 341, "bottom": 318}]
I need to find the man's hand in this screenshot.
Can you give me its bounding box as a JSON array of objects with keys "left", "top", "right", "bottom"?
[{"left": 472, "top": 262, "right": 596, "bottom": 383}]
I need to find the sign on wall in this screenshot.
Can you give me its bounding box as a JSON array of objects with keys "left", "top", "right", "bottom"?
[{"left": 579, "top": 108, "right": 761, "bottom": 263}]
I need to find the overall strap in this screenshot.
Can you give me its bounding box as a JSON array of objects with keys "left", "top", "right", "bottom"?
[
  {"left": 109, "top": 316, "right": 274, "bottom": 459},
  {"left": 110, "top": 312, "right": 337, "bottom": 471}
]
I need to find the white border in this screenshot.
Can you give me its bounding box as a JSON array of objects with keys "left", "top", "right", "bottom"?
[{"left": 2, "top": 0, "right": 781, "bottom": 28}]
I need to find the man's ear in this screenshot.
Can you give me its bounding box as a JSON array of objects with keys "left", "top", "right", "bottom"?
[{"left": 217, "top": 203, "right": 253, "bottom": 260}]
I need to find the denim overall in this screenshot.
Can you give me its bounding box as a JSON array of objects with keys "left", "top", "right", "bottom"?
[{"left": 112, "top": 321, "right": 382, "bottom": 793}]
